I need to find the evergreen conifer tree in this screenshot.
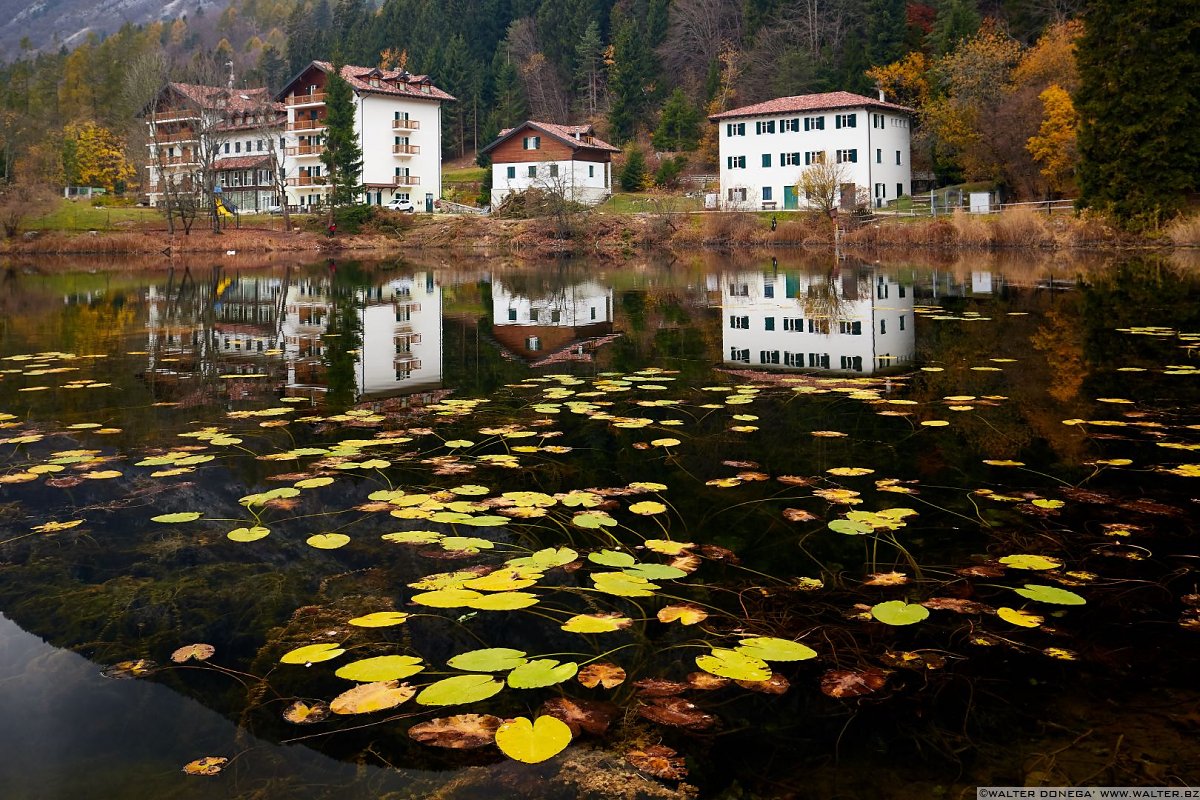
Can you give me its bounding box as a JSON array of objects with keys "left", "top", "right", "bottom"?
[
  {"left": 320, "top": 56, "right": 364, "bottom": 217},
  {"left": 653, "top": 88, "right": 701, "bottom": 151},
  {"left": 1076, "top": 0, "right": 1199, "bottom": 228},
  {"left": 619, "top": 146, "right": 647, "bottom": 192}
]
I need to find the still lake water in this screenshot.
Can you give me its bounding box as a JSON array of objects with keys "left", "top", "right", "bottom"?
[{"left": 1, "top": 253, "right": 1198, "bottom": 799}]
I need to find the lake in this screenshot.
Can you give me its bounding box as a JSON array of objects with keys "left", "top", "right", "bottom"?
[{"left": 1, "top": 252, "right": 1198, "bottom": 799}]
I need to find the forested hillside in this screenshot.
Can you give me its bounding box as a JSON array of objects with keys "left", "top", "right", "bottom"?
[{"left": 1, "top": 0, "right": 1195, "bottom": 225}]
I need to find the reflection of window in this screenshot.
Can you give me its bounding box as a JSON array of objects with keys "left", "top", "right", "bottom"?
[
  {"left": 526, "top": 336, "right": 541, "bottom": 351},
  {"left": 783, "top": 317, "right": 803, "bottom": 331},
  {"left": 880, "top": 319, "right": 887, "bottom": 334},
  {"left": 590, "top": 307, "right": 596, "bottom": 320},
  {"left": 730, "top": 315, "right": 750, "bottom": 329},
  {"left": 764, "top": 284, "right": 774, "bottom": 298},
  {"left": 759, "top": 350, "right": 780, "bottom": 364},
  {"left": 729, "top": 283, "right": 749, "bottom": 296},
  {"left": 529, "top": 308, "right": 539, "bottom": 322},
  {"left": 899, "top": 315, "right": 906, "bottom": 330},
  {"left": 730, "top": 348, "right": 750, "bottom": 363},
  {"left": 840, "top": 355, "right": 863, "bottom": 371},
  {"left": 838, "top": 320, "right": 862, "bottom": 335},
  {"left": 551, "top": 310, "right": 561, "bottom": 323},
  {"left": 784, "top": 352, "right": 803, "bottom": 367}
]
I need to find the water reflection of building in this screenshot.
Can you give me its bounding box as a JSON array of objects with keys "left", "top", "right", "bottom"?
[
  {"left": 719, "top": 267, "right": 915, "bottom": 375},
  {"left": 282, "top": 272, "right": 442, "bottom": 398},
  {"left": 489, "top": 279, "right": 618, "bottom": 367}
]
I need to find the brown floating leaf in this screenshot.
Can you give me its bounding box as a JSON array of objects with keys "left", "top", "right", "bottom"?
[
  {"left": 541, "top": 696, "right": 618, "bottom": 736},
  {"left": 722, "top": 460, "right": 759, "bottom": 469},
  {"left": 330, "top": 680, "right": 416, "bottom": 714},
  {"left": 698, "top": 544, "right": 740, "bottom": 564},
  {"left": 1060, "top": 488, "right": 1116, "bottom": 504},
  {"left": 669, "top": 553, "right": 702, "bottom": 573},
  {"left": 102, "top": 659, "right": 158, "bottom": 679},
  {"left": 955, "top": 564, "right": 1005, "bottom": 578},
  {"left": 734, "top": 672, "right": 790, "bottom": 695},
  {"left": 819, "top": 668, "right": 888, "bottom": 698},
  {"left": 282, "top": 700, "right": 330, "bottom": 725},
  {"left": 632, "top": 678, "right": 690, "bottom": 697},
  {"left": 627, "top": 744, "right": 688, "bottom": 781},
  {"left": 782, "top": 508, "right": 817, "bottom": 523},
  {"left": 182, "top": 756, "right": 227, "bottom": 776},
  {"left": 45, "top": 477, "right": 85, "bottom": 489},
  {"left": 171, "top": 643, "right": 216, "bottom": 663},
  {"left": 657, "top": 605, "right": 708, "bottom": 625},
  {"left": 921, "top": 597, "right": 994, "bottom": 615},
  {"left": 879, "top": 651, "right": 947, "bottom": 671},
  {"left": 638, "top": 697, "right": 716, "bottom": 730},
  {"left": 686, "top": 671, "right": 731, "bottom": 691},
  {"left": 776, "top": 475, "right": 812, "bottom": 486},
  {"left": 863, "top": 572, "right": 908, "bottom": 586},
  {"left": 577, "top": 662, "right": 626, "bottom": 689},
  {"left": 737, "top": 471, "right": 770, "bottom": 482},
  {"left": 408, "top": 714, "right": 504, "bottom": 748}
]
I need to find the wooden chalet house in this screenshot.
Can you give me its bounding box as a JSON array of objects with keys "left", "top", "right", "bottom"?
[{"left": 480, "top": 121, "right": 619, "bottom": 208}]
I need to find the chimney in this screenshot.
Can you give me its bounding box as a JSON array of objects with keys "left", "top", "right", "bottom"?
[{"left": 877, "top": 88, "right": 885, "bottom": 102}]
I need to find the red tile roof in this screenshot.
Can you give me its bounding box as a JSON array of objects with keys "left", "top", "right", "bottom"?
[
  {"left": 310, "top": 61, "right": 456, "bottom": 102},
  {"left": 481, "top": 120, "right": 620, "bottom": 156},
  {"left": 213, "top": 155, "right": 273, "bottom": 171},
  {"left": 709, "top": 91, "right": 914, "bottom": 121}
]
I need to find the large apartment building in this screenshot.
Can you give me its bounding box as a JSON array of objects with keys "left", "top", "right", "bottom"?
[
  {"left": 277, "top": 61, "right": 454, "bottom": 210},
  {"left": 143, "top": 83, "right": 286, "bottom": 212},
  {"left": 709, "top": 91, "right": 913, "bottom": 212}
]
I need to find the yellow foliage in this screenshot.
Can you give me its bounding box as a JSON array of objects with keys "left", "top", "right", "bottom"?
[
  {"left": 1011, "top": 20, "right": 1083, "bottom": 94},
  {"left": 66, "top": 122, "right": 135, "bottom": 192},
  {"left": 866, "top": 52, "right": 933, "bottom": 110},
  {"left": 1026, "top": 85, "right": 1079, "bottom": 194}
]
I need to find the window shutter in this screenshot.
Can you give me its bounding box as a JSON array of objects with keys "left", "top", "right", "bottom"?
[
  {"left": 804, "top": 118, "right": 810, "bottom": 131},
  {"left": 762, "top": 154, "right": 770, "bottom": 167},
  {"left": 727, "top": 156, "right": 732, "bottom": 169},
  {"left": 792, "top": 152, "right": 800, "bottom": 165},
  {"left": 849, "top": 114, "right": 857, "bottom": 128},
  {"left": 850, "top": 149, "right": 858, "bottom": 163},
  {"left": 835, "top": 116, "right": 841, "bottom": 129},
  {"left": 804, "top": 152, "right": 810, "bottom": 165}
]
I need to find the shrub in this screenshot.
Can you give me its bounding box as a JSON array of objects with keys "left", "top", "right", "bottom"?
[{"left": 1166, "top": 213, "right": 1200, "bottom": 247}]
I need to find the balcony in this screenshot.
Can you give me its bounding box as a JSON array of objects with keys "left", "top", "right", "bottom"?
[
  {"left": 287, "top": 92, "right": 326, "bottom": 107},
  {"left": 393, "top": 356, "right": 422, "bottom": 370},
  {"left": 391, "top": 118, "right": 421, "bottom": 130},
  {"left": 288, "top": 118, "right": 327, "bottom": 132},
  {"left": 390, "top": 175, "right": 421, "bottom": 186},
  {"left": 394, "top": 332, "right": 423, "bottom": 346},
  {"left": 286, "top": 175, "right": 328, "bottom": 187},
  {"left": 164, "top": 156, "right": 197, "bottom": 166},
  {"left": 392, "top": 144, "right": 420, "bottom": 156},
  {"left": 156, "top": 131, "right": 197, "bottom": 144},
  {"left": 285, "top": 144, "right": 325, "bottom": 157}
]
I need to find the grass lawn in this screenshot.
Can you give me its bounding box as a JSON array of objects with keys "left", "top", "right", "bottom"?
[
  {"left": 27, "top": 199, "right": 161, "bottom": 231},
  {"left": 443, "top": 166, "right": 487, "bottom": 184},
  {"left": 597, "top": 192, "right": 702, "bottom": 213}
]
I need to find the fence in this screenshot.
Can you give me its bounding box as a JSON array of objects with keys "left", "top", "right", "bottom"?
[{"left": 899, "top": 195, "right": 1075, "bottom": 217}]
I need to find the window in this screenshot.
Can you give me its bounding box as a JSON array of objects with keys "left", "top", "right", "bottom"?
[
  {"left": 839, "top": 320, "right": 862, "bottom": 335},
  {"left": 729, "top": 283, "right": 749, "bottom": 296},
  {"left": 875, "top": 183, "right": 885, "bottom": 199},
  {"left": 730, "top": 315, "right": 750, "bottom": 329},
  {"left": 529, "top": 308, "right": 539, "bottom": 322},
  {"left": 549, "top": 164, "right": 559, "bottom": 178},
  {"left": 762, "top": 153, "right": 772, "bottom": 168},
  {"left": 759, "top": 350, "right": 780, "bottom": 365},
  {"left": 762, "top": 186, "right": 773, "bottom": 201},
  {"left": 880, "top": 319, "right": 887, "bottom": 334},
  {"left": 808, "top": 318, "right": 830, "bottom": 334},
  {"left": 527, "top": 165, "right": 536, "bottom": 178},
  {"left": 507, "top": 308, "right": 517, "bottom": 321},
  {"left": 756, "top": 120, "right": 776, "bottom": 134},
  {"left": 782, "top": 117, "right": 800, "bottom": 132},
  {"left": 726, "top": 122, "right": 746, "bottom": 137},
  {"left": 782, "top": 152, "right": 802, "bottom": 166},
  {"left": 836, "top": 149, "right": 858, "bottom": 163},
  {"left": 804, "top": 151, "right": 825, "bottom": 165},
  {"left": 899, "top": 315, "right": 906, "bottom": 331},
  {"left": 803, "top": 116, "right": 825, "bottom": 131},
  {"left": 896, "top": 151, "right": 902, "bottom": 165},
  {"left": 840, "top": 355, "right": 863, "bottom": 371},
  {"left": 257, "top": 140, "right": 263, "bottom": 152},
  {"left": 506, "top": 166, "right": 516, "bottom": 179},
  {"left": 784, "top": 352, "right": 803, "bottom": 367},
  {"left": 551, "top": 310, "right": 561, "bottom": 323},
  {"left": 872, "top": 113, "right": 885, "bottom": 128},
  {"left": 235, "top": 142, "right": 241, "bottom": 153},
  {"left": 526, "top": 336, "right": 541, "bottom": 351},
  {"left": 727, "top": 187, "right": 748, "bottom": 202},
  {"left": 764, "top": 283, "right": 774, "bottom": 298},
  {"left": 223, "top": 143, "right": 230, "bottom": 154},
  {"left": 765, "top": 317, "right": 775, "bottom": 331},
  {"left": 280, "top": 137, "right": 285, "bottom": 150},
  {"left": 835, "top": 113, "right": 857, "bottom": 129},
  {"left": 783, "top": 317, "right": 803, "bottom": 331},
  {"left": 730, "top": 348, "right": 750, "bottom": 363},
  {"left": 877, "top": 279, "right": 889, "bottom": 299},
  {"left": 590, "top": 307, "right": 596, "bottom": 320},
  {"left": 876, "top": 148, "right": 882, "bottom": 164},
  {"left": 588, "top": 165, "right": 595, "bottom": 178},
  {"left": 726, "top": 155, "right": 747, "bottom": 169},
  {"left": 522, "top": 135, "right": 541, "bottom": 149},
  {"left": 897, "top": 182, "right": 904, "bottom": 198}
]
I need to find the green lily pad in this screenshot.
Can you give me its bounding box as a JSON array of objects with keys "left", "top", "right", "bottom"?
[
  {"left": 507, "top": 659, "right": 579, "bottom": 689},
  {"left": 588, "top": 549, "right": 637, "bottom": 568},
  {"left": 695, "top": 648, "right": 772, "bottom": 681},
  {"left": 416, "top": 674, "right": 505, "bottom": 706},
  {"left": 998, "top": 554, "right": 1063, "bottom": 571},
  {"left": 508, "top": 547, "right": 579, "bottom": 569},
  {"left": 1013, "top": 584, "right": 1086, "bottom": 605},
  {"left": 592, "top": 572, "right": 659, "bottom": 597},
  {"left": 572, "top": 512, "right": 617, "bottom": 529},
  {"left": 307, "top": 533, "right": 351, "bottom": 550},
  {"left": 871, "top": 601, "right": 930, "bottom": 626},
  {"left": 335, "top": 655, "right": 425, "bottom": 682},
  {"left": 494, "top": 715, "right": 572, "bottom": 764},
  {"left": 447, "top": 648, "right": 528, "bottom": 672},
  {"left": 828, "top": 519, "right": 875, "bottom": 535},
  {"left": 465, "top": 592, "right": 539, "bottom": 611},
  {"left": 411, "top": 588, "right": 485, "bottom": 608},
  {"left": 227, "top": 526, "right": 270, "bottom": 542},
  {"left": 382, "top": 531, "right": 444, "bottom": 544},
  {"left": 735, "top": 637, "right": 818, "bottom": 662},
  {"left": 151, "top": 512, "right": 202, "bottom": 523},
  {"left": 623, "top": 563, "right": 688, "bottom": 581}
]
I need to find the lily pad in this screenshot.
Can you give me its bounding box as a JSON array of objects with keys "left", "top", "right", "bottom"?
[
  {"left": 408, "top": 714, "right": 504, "bottom": 749},
  {"left": 348, "top": 611, "right": 410, "bottom": 627},
  {"left": 507, "top": 659, "right": 579, "bottom": 689},
  {"left": 561, "top": 613, "right": 632, "bottom": 634},
  {"left": 999, "top": 554, "right": 1063, "bottom": 571},
  {"left": 330, "top": 680, "right": 416, "bottom": 714},
  {"left": 735, "top": 636, "right": 818, "bottom": 661},
  {"left": 695, "top": 648, "right": 772, "bottom": 681},
  {"left": 494, "top": 715, "right": 572, "bottom": 764},
  {"left": 151, "top": 512, "right": 202, "bottom": 523},
  {"left": 870, "top": 601, "right": 930, "bottom": 626},
  {"left": 280, "top": 643, "right": 345, "bottom": 665},
  {"left": 335, "top": 655, "right": 425, "bottom": 682},
  {"left": 416, "top": 674, "right": 505, "bottom": 706},
  {"left": 306, "top": 533, "right": 351, "bottom": 550},
  {"left": 447, "top": 648, "right": 528, "bottom": 672},
  {"left": 588, "top": 549, "right": 637, "bottom": 568},
  {"left": 1013, "top": 584, "right": 1086, "bottom": 605},
  {"left": 466, "top": 591, "right": 539, "bottom": 611}
]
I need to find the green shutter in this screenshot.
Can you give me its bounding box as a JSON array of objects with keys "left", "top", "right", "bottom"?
[{"left": 762, "top": 153, "right": 771, "bottom": 167}]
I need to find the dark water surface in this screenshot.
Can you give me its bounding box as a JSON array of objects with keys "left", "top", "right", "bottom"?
[{"left": 1, "top": 254, "right": 1198, "bottom": 799}]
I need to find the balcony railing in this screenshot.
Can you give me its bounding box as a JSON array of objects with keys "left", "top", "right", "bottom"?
[
  {"left": 164, "top": 156, "right": 197, "bottom": 166},
  {"left": 391, "top": 118, "right": 421, "bottom": 130},
  {"left": 393, "top": 356, "right": 422, "bottom": 370},
  {"left": 392, "top": 144, "right": 420, "bottom": 156},
  {"left": 287, "top": 92, "right": 326, "bottom": 106},
  {"left": 285, "top": 145, "right": 325, "bottom": 157},
  {"left": 390, "top": 175, "right": 421, "bottom": 186},
  {"left": 156, "top": 131, "right": 197, "bottom": 144},
  {"left": 286, "top": 175, "right": 328, "bottom": 187},
  {"left": 288, "top": 119, "right": 327, "bottom": 132}
]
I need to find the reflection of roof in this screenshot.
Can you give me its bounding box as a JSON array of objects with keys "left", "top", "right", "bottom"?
[
  {"left": 490, "top": 322, "right": 619, "bottom": 366},
  {"left": 481, "top": 121, "right": 620, "bottom": 156},
  {"left": 709, "top": 91, "right": 914, "bottom": 120}
]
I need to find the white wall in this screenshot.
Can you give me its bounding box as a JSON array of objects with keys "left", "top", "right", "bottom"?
[
  {"left": 720, "top": 269, "right": 915, "bottom": 374},
  {"left": 716, "top": 107, "right": 911, "bottom": 211},
  {"left": 491, "top": 158, "right": 610, "bottom": 207},
  {"left": 491, "top": 279, "right": 613, "bottom": 326}
]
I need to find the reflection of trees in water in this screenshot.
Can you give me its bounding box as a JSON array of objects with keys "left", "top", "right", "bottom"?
[
  {"left": 321, "top": 263, "right": 367, "bottom": 409},
  {"left": 802, "top": 262, "right": 871, "bottom": 324}
]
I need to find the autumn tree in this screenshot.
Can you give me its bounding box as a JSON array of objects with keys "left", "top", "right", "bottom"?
[
  {"left": 1076, "top": 0, "right": 1200, "bottom": 228},
  {"left": 64, "top": 122, "right": 136, "bottom": 192},
  {"left": 797, "top": 158, "right": 849, "bottom": 217},
  {"left": 1026, "top": 85, "right": 1079, "bottom": 196}
]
